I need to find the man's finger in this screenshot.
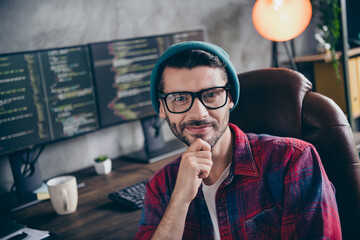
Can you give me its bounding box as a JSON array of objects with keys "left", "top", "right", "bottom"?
[{"left": 187, "top": 138, "right": 211, "bottom": 152}]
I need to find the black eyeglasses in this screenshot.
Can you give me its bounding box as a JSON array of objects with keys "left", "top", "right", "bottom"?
[{"left": 158, "top": 84, "right": 230, "bottom": 114}]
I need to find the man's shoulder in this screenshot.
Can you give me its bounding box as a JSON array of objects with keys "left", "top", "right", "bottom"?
[
  {"left": 229, "top": 123, "right": 312, "bottom": 152},
  {"left": 242, "top": 133, "right": 320, "bottom": 175},
  {"left": 245, "top": 132, "right": 313, "bottom": 152}
]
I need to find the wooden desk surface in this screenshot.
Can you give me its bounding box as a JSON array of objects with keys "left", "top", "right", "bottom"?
[{"left": 2, "top": 156, "right": 177, "bottom": 239}]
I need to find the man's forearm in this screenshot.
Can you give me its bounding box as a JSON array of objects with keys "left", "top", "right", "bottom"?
[
  {"left": 152, "top": 139, "right": 212, "bottom": 239},
  {"left": 152, "top": 197, "right": 190, "bottom": 240}
]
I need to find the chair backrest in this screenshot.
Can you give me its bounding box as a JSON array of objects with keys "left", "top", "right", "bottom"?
[{"left": 229, "top": 68, "right": 360, "bottom": 239}]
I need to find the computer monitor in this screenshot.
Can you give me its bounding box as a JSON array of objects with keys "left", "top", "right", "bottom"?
[
  {"left": 0, "top": 52, "right": 51, "bottom": 155},
  {"left": 0, "top": 45, "right": 98, "bottom": 156},
  {"left": 0, "top": 45, "right": 98, "bottom": 210},
  {"left": 90, "top": 30, "right": 203, "bottom": 162}
]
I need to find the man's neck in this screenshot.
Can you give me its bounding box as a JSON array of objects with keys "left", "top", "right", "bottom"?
[{"left": 203, "top": 126, "right": 233, "bottom": 185}]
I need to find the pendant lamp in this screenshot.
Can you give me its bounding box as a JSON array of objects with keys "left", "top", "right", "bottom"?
[{"left": 252, "top": 0, "right": 312, "bottom": 42}]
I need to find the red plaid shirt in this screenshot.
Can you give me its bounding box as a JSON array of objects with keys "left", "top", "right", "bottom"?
[{"left": 135, "top": 123, "right": 342, "bottom": 239}]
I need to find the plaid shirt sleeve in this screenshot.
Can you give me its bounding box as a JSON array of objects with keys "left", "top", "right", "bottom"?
[
  {"left": 280, "top": 145, "right": 342, "bottom": 239},
  {"left": 134, "top": 160, "right": 179, "bottom": 240}
]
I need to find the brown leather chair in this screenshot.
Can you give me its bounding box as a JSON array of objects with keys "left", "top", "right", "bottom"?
[{"left": 229, "top": 68, "right": 360, "bottom": 239}]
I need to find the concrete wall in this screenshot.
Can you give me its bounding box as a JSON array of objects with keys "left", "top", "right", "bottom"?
[{"left": 0, "top": 0, "right": 318, "bottom": 193}]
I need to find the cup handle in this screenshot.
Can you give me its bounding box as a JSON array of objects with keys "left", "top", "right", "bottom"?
[{"left": 61, "top": 188, "right": 70, "bottom": 211}]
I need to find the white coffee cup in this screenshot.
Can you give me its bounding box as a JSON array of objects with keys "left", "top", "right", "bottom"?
[{"left": 47, "top": 175, "right": 78, "bottom": 215}]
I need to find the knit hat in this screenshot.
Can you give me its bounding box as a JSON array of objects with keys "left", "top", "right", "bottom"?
[{"left": 150, "top": 41, "right": 239, "bottom": 114}]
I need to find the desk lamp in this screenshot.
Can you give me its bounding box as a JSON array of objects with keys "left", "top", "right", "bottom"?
[{"left": 252, "top": 0, "right": 312, "bottom": 69}]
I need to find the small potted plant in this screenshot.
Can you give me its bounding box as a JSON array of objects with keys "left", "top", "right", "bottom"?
[{"left": 94, "top": 155, "right": 112, "bottom": 175}]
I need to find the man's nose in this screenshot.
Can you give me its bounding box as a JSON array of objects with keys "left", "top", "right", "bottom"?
[{"left": 188, "top": 97, "right": 208, "bottom": 119}]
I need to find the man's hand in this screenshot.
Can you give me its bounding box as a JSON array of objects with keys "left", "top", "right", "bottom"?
[{"left": 172, "top": 138, "right": 213, "bottom": 204}]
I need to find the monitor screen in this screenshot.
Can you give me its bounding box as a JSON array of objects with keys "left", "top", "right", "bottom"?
[
  {"left": 0, "top": 52, "right": 51, "bottom": 154},
  {"left": 38, "top": 47, "right": 98, "bottom": 139},
  {"left": 90, "top": 30, "right": 203, "bottom": 127},
  {"left": 0, "top": 46, "right": 99, "bottom": 156}
]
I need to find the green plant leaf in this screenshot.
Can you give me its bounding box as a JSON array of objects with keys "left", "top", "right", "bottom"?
[
  {"left": 95, "top": 155, "right": 108, "bottom": 162},
  {"left": 312, "top": 0, "right": 341, "bottom": 83}
]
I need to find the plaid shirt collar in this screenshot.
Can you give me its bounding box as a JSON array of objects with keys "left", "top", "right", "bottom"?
[{"left": 229, "top": 123, "right": 260, "bottom": 177}]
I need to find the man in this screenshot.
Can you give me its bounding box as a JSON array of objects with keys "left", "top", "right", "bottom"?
[{"left": 135, "top": 41, "right": 341, "bottom": 239}]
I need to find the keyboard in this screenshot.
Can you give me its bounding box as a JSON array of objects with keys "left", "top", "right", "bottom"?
[{"left": 108, "top": 179, "right": 148, "bottom": 210}]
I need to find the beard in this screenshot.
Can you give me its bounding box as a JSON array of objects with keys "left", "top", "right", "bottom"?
[{"left": 164, "top": 110, "right": 230, "bottom": 148}]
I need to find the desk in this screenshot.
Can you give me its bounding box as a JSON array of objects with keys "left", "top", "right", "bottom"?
[{"left": 1, "top": 156, "right": 177, "bottom": 239}]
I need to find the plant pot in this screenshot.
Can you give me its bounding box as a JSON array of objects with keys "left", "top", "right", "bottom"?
[{"left": 94, "top": 158, "right": 112, "bottom": 175}]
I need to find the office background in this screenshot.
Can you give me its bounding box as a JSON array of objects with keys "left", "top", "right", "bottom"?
[{"left": 0, "top": 0, "right": 319, "bottom": 193}]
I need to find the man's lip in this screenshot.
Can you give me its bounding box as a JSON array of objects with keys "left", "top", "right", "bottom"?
[{"left": 185, "top": 125, "right": 211, "bottom": 134}]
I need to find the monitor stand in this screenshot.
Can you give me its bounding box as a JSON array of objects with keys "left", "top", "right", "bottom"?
[
  {"left": 0, "top": 148, "right": 44, "bottom": 212},
  {"left": 125, "top": 116, "right": 187, "bottom": 163}
]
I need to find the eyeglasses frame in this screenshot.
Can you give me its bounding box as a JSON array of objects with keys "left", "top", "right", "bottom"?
[{"left": 158, "top": 83, "right": 231, "bottom": 114}]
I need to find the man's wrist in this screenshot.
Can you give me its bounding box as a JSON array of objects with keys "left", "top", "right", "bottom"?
[{"left": 168, "top": 194, "right": 192, "bottom": 209}]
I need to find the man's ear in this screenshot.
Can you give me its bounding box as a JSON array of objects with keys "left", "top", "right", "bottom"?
[
  {"left": 159, "top": 100, "right": 166, "bottom": 119},
  {"left": 228, "top": 93, "right": 234, "bottom": 110}
]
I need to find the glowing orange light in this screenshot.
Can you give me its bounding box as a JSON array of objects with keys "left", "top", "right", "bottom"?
[{"left": 252, "top": 0, "right": 312, "bottom": 42}]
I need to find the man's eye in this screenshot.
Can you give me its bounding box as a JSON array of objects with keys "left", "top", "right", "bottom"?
[
  {"left": 168, "top": 94, "right": 189, "bottom": 103},
  {"left": 174, "top": 96, "right": 187, "bottom": 102},
  {"left": 204, "top": 92, "right": 216, "bottom": 98},
  {"left": 203, "top": 90, "right": 219, "bottom": 99}
]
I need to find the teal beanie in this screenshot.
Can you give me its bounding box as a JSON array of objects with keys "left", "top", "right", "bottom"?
[{"left": 150, "top": 41, "right": 239, "bottom": 114}]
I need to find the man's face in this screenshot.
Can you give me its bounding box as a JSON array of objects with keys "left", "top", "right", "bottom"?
[{"left": 158, "top": 66, "right": 234, "bottom": 147}]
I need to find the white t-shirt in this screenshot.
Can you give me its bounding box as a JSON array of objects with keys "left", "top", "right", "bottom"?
[{"left": 202, "top": 163, "right": 231, "bottom": 240}]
